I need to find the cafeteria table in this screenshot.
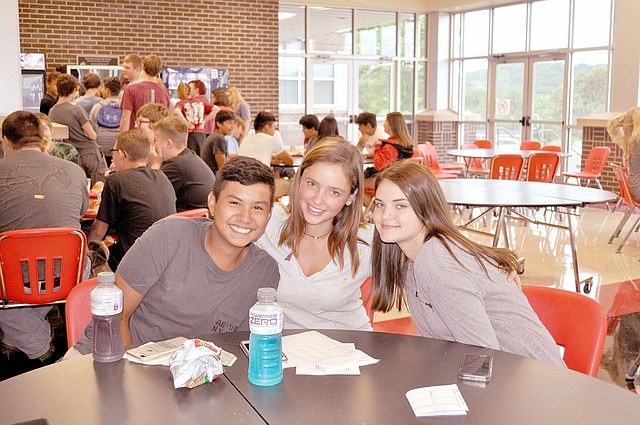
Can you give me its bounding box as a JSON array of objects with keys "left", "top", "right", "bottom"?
[
  {"left": 439, "top": 179, "right": 617, "bottom": 293},
  {"left": 446, "top": 148, "right": 571, "bottom": 160},
  {"left": 2, "top": 330, "right": 639, "bottom": 425}
]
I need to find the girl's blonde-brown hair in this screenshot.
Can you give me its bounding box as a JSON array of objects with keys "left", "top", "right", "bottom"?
[
  {"left": 279, "top": 138, "right": 366, "bottom": 276},
  {"left": 385, "top": 112, "right": 414, "bottom": 148},
  {"left": 607, "top": 107, "right": 640, "bottom": 167},
  {"left": 371, "top": 161, "right": 520, "bottom": 312}
]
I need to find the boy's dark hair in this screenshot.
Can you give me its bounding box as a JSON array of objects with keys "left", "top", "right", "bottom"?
[
  {"left": 215, "top": 110, "right": 236, "bottom": 126},
  {"left": 254, "top": 111, "right": 276, "bottom": 132},
  {"left": 355, "top": 112, "right": 377, "bottom": 128},
  {"left": 82, "top": 73, "right": 101, "bottom": 90},
  {"left": 103, "top": 77, "right": 122, "bottom": 96},
  {"left": 299, "top": 114, "right": 319, "bottom": 130},
  {"left": 56, "top": 74, "right": 79, "bottom": 97},
  {"left": 2, "top": 111, "right": 43, "bottom": 147},
  {"left": 212, "top": 156, "right": 275, "bottom": 204},
  {"left": 116, "top": 130, "right": 151, "bottom": 162}
]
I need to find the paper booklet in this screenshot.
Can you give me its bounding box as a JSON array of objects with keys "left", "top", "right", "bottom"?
[{"left": 406, "top": 384, "right": 469, "bottom": 417}]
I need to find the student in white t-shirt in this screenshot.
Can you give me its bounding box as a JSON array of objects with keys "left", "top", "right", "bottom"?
[{"left": 238, "top": 111, "right": 293, "bottom": 168}]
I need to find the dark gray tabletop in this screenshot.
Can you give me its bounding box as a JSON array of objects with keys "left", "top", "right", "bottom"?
[
  {"left": 212, "top": 330, "right": 640, "bottom": 425},
  {"left": 0, "top": 353, "right": 266, "bottom": 425},
  {"left": 439, "top": 179, "right": 617, "bottom": 208},
  {"left": 446, "top": 148, "right": 570, "bottom": 159}
]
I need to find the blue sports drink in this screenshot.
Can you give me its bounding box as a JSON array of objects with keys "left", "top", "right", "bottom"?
[{"left": 248, "top": 287, "right": 283, "bottom": 386}]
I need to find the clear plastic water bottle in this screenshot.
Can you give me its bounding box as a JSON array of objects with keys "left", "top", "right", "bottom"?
[
  {"left": 91, "top": 271, "right": 124, "bottom": 362},
  {"left": 248, "top": 287, "right": 283, "bottom": 386}
]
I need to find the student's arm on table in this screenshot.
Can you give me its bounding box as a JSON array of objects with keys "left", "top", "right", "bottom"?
[
  {"left": 116, "top": 272, "right": 144, "bottom": 347},
  {"left": 273, "top": 150, "right": 293, "bottom": 166}
]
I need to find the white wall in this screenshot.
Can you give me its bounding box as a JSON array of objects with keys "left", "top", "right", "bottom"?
[
  {"left": 610, "top": 0, "right": 640, "bottom": 111},
  {"left": 0, "top": 0, "right": 22, "bottom": 115}
]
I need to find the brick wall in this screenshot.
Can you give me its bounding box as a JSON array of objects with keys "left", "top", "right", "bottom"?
[
  {"left": 581, "top": 126, "right": 620, "bottom": 193},
  {"left": 18, "top": 0, "right": 279, "bottom": 117},
  {"left": 416, "top": 120, "right": 458, "bottom": 164}
]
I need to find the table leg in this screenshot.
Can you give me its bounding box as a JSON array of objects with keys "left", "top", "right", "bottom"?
[
  {"left": 492, "top": 207, "right": 506, "bottom": 248},
  {"left": 565, "top": 206, "right": 593, "bottom": 294}
]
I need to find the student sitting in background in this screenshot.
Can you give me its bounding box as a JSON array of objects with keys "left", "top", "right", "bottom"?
[
  {"left": 370, "top": 161, "right": 565, "bottom": 367},
  {"left": 88, "top": 130, "right": 176, "bottom": 270}
]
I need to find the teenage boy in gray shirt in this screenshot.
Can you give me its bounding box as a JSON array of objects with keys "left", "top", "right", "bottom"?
[{"left": 73, "top": 156, "right": 279, "bottom": 353}]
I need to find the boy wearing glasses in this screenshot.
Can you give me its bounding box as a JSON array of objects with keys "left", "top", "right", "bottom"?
[{"left": 88, "top": 130, "right": 176, "bottom": 270}]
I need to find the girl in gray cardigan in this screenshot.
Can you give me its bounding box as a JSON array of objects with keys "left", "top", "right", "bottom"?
[{"left": 370, "top": 161, "right": 564, "bottom": 367}]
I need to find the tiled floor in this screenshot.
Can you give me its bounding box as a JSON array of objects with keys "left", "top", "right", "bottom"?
[{"left": 375, "top": 205, "right": 640, "bottom": 390}]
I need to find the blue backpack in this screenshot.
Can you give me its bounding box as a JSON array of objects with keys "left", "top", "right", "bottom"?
[{"left": 96, "top": 103, "right": 122, "bottom": 128}]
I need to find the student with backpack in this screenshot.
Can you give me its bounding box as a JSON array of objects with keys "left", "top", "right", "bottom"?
[{"left": 90, "top": 77, "right": 123, "bottom": 166}]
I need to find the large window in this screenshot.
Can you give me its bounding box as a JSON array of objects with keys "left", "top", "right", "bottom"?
[
  {"left": 279, "top": 4, "right": 428, "bottom": 146},
  {"left": 451, "top": 0, "right": 614, "bottom": 169}
]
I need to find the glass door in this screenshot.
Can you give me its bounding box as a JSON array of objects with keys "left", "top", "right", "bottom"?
[
  {"left": 489, "top": 56, "right": 567, "bottom": 151},
  {"left": 490, "top": 61, "right": 526, "bottom": 149}
]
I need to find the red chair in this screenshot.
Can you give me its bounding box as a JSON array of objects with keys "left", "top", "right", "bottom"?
[
  {"left": 521, "top": 285, "right": 607, "bottom": 377},
  {"left": 169, "top": 208, "right": 209, "bottom": 218},
  {"left": 65, "top": 278, "right": 98, "bottom": 348},
  {"left": 416, "top": 143, "right": 458, "bottom": 179},
  {"left": 420, "top": 142, "right": 466, "bottom": 173},
  {"left": 562, "top": 146, "right": 611, "bottom": 190},
  {"left": 489, "top": 154, "right": 524, "bottom": 180},
  {"left": 541, "top": 145, "right": 562, "bottom": 153},
  {"left": 360, "top": 277, "right": 419, "bottom": 336},
  {"left": 0, "top": 228, "right": 87, "bottom": 307},
  {"left": 473, "top": 139, "right": 492, "bottom": 149},
  {"left": 526, "top": 152, "right": 560, "bottom": 183},
  {"left": 407, "top": 147, "right": 424, "bottom": 165},
  {"left": 520, "top": 140, "right": 542, "bottom": 150},
  {"left": 608, "top": 164, "right": 640, "bottom": 253}
]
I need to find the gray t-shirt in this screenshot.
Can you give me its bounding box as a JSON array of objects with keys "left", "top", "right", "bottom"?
[
  {"left": 628, "top": 143, "right": 640, "bottom": 200},
  {"left": 406, "top": 237, "right": 565, "bottom": 367},
  {"left": 75, "top": 217, "right": 279, "bottom": 353},
  {"left": 0, "top": 150, "right": 89, "bottom": 232},
  {"left": 49, "top": 102, "right": 100, "bottom": 154}
]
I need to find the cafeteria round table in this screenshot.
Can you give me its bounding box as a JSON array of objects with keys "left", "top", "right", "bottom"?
[{"left": 4, "top": 330, "right": 635, "bottom": 425}]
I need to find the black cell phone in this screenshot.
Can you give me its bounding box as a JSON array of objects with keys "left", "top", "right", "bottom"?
[
  {"left": 458, "top": 353, "right": 493, "bottom": 382},
  {"left": 240, "top": 340, "right": 288, "bottom": 362}
]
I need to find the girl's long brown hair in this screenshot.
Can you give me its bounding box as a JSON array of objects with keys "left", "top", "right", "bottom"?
[
  {"left": 385, "top": 112, "right": 414, "bottom": 148},
  {"left": 279, "top": 138, "right": 366, "bottom": 276},
  {"left": 371, "top": 162, "right": 520, "bottom": 312}
]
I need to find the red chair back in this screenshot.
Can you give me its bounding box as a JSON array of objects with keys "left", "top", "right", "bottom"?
[
  {"left": 359, "top": 277, "right": 419, "bottom": 335},
  {"left": 521, "top": 285, "right": 607, "bottom": 377},
  {"left": 417, "top": 143, "right": 458, "bottom": 179},
  {"left": 461, "top": 143, "right": 488, "bottom": 174},
  {"left": 0, "top": 228, "right": 86, "bottom": 306},
  {"left": 526, "top": 152, "right": 560, "bottom": 183},
  {"left": 473, "top": 139, "right": 492, "bottom": 149},
  {"left": 169, "top": 208, "right": 209, "bottom": 218},
  {"left": 584, "top": 146, "right": 611, "bottom": 175},
  {"left": 611, "top": 164, "right": 640, "bottom": 207},
  {"left": 489, "top": 154, "right": 524, "bottom": 180},
  {"left": 520, "top": 140, "right": 542, "bottom": 150},
  {"left": 65, "top": 278, "right": 98, "bottom": 348},
  {"left": 541, "top": 145, "right": 562, "bottom": 152},
  {"left": 407, "top": 147, "right": 424, "bottom": 165}
]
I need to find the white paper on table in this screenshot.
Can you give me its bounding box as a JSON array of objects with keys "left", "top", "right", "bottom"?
[
  {"left": 124, "top": 352, "right": 171, "bottom": 366},
  {"left": 314, "top": 348, "right": 379, "bottom": 372},
  {"left": 281, "top": 330, "right": 348, "bottom": 369},
  {"left": 296, "top": 364, "right": 361, "bottom": 375},
  {"left": 406, "top": 384, "right": 469, "bottom": 417}
]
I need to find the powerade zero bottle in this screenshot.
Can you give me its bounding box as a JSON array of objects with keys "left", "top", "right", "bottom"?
[
  {"left": 91, "top": 271, "right": 125, "bottom": 362},
  {"left": 248, "top": 287, "right": 284, "bottom": 386}
]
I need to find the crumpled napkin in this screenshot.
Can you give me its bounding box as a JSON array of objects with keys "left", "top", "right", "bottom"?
[{"left": 168, "top": 339, "right": 224, "bottom": 389}]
